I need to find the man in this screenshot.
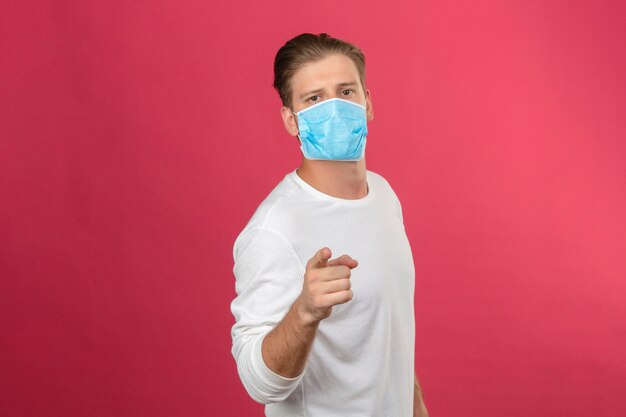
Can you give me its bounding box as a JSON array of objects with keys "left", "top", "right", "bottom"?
[{"left": 230, "top": 33, "right": 428, "bottom": 417}]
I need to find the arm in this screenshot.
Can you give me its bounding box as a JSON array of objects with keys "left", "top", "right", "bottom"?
[
  {"left": 262, "top": 247, "right": 357, "bottom": 377},
  {"left": 260, "top": 297, "right": 319, "bottom": 378},
  {"left": 413, "top": 372, "right": 429, "bottom": 417},
  {"left": 231, "top": 235, "right": 356, "bottom": 404}
]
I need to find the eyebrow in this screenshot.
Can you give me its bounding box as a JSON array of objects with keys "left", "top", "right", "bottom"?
[{"left": 299, "top": 82, "right": 359, "bottom": 100}]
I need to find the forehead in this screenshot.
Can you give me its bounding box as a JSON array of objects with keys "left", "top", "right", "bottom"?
[{"left": 290, "top": 54, "right": 361, "bottom": 94}]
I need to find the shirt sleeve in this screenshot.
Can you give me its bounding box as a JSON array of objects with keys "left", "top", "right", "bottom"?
[{"left": 230, "top": 227, "right": 306, "bottom": 404}]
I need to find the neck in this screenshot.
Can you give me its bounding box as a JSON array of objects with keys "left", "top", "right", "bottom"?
[{"left": 296, "top": 158, "right": 368, "bottom": 199}]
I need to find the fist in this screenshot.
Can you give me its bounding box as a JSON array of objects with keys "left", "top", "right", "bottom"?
[{"left": 296, "top": 247, "right": 358, "bottom": 324}]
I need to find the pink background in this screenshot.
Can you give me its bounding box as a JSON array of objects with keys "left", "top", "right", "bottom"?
[{"left": 2, "top": 1, "right": 625, "bottom": 416}]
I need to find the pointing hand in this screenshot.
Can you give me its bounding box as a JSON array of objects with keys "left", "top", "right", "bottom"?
[{"left": 296, "top": 247, "right": 358, "bottom": 325}]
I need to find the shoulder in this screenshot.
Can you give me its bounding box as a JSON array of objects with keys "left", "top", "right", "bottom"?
[
  {"left": 367, "top": 170, "right": 400, "bottom": 199},
  {"left": 248, "top": 173, "right": 300, "bottom": 226},
  {"left": 367, "top": 170, "right": 406, "bottom": 221},
  {"left": 233, "top": 171, "right": 303, "bottom": 251}
]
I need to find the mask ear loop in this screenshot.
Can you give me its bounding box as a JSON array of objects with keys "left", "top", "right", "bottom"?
[{"left": 291, "top": 110, "right": 303, "bottom": 144}]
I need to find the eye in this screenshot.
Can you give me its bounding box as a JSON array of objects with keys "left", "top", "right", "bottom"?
[
  {"left": 340, "top": 89, "right": 355, "bottom": 96},
  {"left": 307, "top": 95, "right": 320, "bottom": 103}
]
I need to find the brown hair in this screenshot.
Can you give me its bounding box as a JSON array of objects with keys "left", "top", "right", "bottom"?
[{"left": 273, "top": 33, "right": 366, "bottom": 109}]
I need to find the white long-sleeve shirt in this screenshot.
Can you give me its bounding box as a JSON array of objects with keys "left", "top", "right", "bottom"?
[{"left": 230, "top": 169, "right": 415, "bottom": 416}]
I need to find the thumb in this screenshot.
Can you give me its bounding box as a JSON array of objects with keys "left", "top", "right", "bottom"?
[{"left": 306, "top": 247, "right": 332, "bottom": 270}]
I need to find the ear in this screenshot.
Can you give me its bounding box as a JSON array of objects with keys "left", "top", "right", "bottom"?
[
  {"left": 365, "top": 89, "right": 374, "bottom": 121},
  {"left": 280, "top": 106, "right": 299, "bottom": 137}
]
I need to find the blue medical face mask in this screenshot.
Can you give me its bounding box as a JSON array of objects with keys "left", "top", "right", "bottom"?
[{"left": 292, "top": 98, "right": 368, "bottom": 161}]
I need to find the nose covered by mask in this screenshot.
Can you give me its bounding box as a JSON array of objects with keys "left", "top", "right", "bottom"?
[{"left": 293, "top": 98, "right": 368, "bottom": 161}]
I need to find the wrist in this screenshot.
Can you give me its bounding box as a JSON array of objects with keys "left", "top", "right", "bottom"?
[{"left": 293, "top": 296, "right": 321, "bottom": 327}]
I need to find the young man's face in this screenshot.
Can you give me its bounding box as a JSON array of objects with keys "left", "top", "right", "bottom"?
[{"left": 280, "top": 53, "right": 373, "bottom": 137}]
